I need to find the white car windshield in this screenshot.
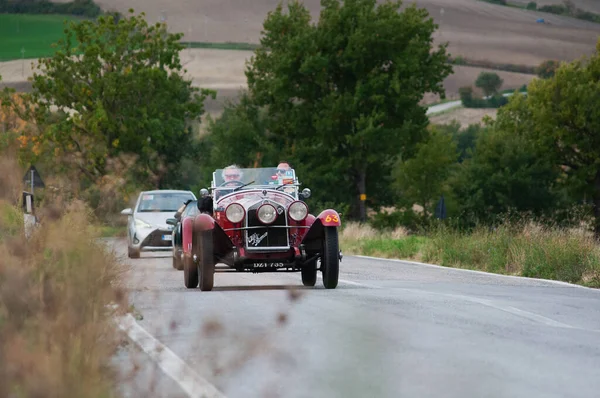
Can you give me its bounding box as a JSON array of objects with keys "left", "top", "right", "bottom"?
[{"left": 137, "top": 193, "right": 195, "bottom": 212}]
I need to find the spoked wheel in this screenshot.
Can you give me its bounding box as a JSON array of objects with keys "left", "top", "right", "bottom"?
[
  {"left": 196, "top": 230, "right": 215, "bottom": 291},
  {"left": 301, "top": 259, "right": 317, "bottom": 287},
  {"left": 183, "top": 252, "right": 198, "bottom": 288},
  {"left": 321, "top": 226, "right": 339, "bottom": 289}
]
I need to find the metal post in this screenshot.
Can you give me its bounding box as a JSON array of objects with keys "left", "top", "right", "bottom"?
[{"left": 21, "top": 47, "right": 25, "bottom": 76}]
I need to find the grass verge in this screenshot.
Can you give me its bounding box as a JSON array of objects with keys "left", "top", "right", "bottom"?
[
  {"left": 341, "top": 221, "right": 600, "bottom": 288},
  {"left": 0, "top": 151, "right": 129, "bottom": 396}
]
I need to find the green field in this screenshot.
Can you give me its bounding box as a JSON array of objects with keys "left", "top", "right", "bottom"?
[{"left": 0, "top": 14, "right": 85, "bottom": 61}]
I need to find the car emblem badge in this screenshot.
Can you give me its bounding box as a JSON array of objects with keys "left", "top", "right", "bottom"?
[
  {"left": 276, "top": 206, "right": 283, "bottom": 215},
  {"left": 248, "top": 232, "right": 268, "bottom": 246}
]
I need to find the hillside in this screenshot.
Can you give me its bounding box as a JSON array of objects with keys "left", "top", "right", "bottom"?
[
  {"left": 91, "top": 0, "right": 600, "bottom": 66},
  {"left": 1, "top": 0, "right": 598, "bottom": 112}
]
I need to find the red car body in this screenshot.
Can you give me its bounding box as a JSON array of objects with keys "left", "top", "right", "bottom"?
[{"left": 181, "top": 166, "right": 342, "bottom": 291}]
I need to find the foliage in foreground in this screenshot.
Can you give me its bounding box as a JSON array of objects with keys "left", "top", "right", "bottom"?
[
  {"left": 0, "top": 151, "right": 128, "bottom": 397},
  {"left": 340, "top": 221, "right": 600, "bottom": 287}
]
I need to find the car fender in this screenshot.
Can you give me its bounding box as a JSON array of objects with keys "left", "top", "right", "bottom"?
[
  {"left": 316, "top": 209, "right": 341, "bottom": 227},
  {"left": 193, "top": 213, "right": 215, "bottom": 233},
  {"left": 182, "top": 217, "right": 194, "bottom": 254}
]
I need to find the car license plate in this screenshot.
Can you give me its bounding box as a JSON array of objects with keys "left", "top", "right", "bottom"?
[
  {"left": 162, "top": 235, "right": 172, "bottom": 241},
  {"left": 254, "top": 263, "right": 284, "bottom": 268}
]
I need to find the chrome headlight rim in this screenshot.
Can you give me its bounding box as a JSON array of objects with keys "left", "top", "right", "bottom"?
[
  {"left": 288, "top": 201, "right": 308, "bottom": 222},
  {"left": 225, "top": 203, "right": 245, "bottom": 223},
  {"left": 257, "top": 203, "right": 278, "bottom": 225}
]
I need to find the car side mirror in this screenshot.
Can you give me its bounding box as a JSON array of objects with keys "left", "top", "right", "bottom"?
[
  {"left": 121, "top": 208, "right": 133, "bottom": 216},
  {"left": 166, "top": 218, "right": 178, "bottom": 226},
  {"left": 199, "top": 188, "right": 209, "bottom": 198},
  {"left": 300, "top": 188, "right": 311, "bottom": 199}
]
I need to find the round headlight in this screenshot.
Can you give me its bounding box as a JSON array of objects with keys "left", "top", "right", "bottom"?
[
  {"left": 225, "top": 203, "right": 245, "bottom": 223},
  {"left": 257, "top": 204, "right": 277, "bottom": 224},
  {"left": 288, "top": 201, "right": 308, "bottom": 222}
]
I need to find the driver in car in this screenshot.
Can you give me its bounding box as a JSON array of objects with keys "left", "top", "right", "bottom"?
[{"left": 222, "top": 164, "right": 244, "bottom": 186}]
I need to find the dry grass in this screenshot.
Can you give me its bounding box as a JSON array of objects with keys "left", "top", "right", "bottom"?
[
  {"left": 340, "top": 220, "right": 600, "bottom": 287},
  {"left": 0, "top": 151, "right": 129, "bottom": 397}
]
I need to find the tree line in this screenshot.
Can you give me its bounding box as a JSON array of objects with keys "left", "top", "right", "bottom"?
[{"left": 2, "top": 0, "right": 599, "bottom": 237}]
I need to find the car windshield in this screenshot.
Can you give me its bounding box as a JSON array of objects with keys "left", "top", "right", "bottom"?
[
  {"left": 137, "top": 192, "right": 195, "bottom": 212},
  {"left": 212, "top": 166, "right": 298, "bottom": 198}
]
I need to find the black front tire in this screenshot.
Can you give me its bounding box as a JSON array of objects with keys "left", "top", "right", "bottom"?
[
  {"left": 321, "top": 227, "right": 339, "bottom": 289},
  {"left": 183, "top": 252, "right": 198, "bottom": 288},
  {"left": 197, "top": 230, "right": 215, "bottom": 291},
  {"left": 301, "top": 259, "right": 317, "bottom": 286}
]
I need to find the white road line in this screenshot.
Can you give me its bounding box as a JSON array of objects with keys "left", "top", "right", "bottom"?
[
  {"left": 117, "top": 314, "right": 227, "bottom": 398},
  {"left": 354, "top": 255, "right": 599, "bottom": 291},
  {"left": 315, "top": 274, "right": 381, "bottom": 289}
]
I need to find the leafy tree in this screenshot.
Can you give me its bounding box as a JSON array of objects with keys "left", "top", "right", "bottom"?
[
  {"left": 475, "top": 71, "right": 503, "bottom": 97},
  {"left": 514, "top": 40, "right": 600, "bottom": 237},
  {"left": 244, "top": 0, "right": 452, "bottom": 221},
  {"left": 536, "top": 60, "right": 560, "bottom": 79},
  {"left": 526, "top": 2, "right": 537, "bottom": 10},
  {"left": 450, "top": 94, "right": 562, "bottom": 225},
  {"left": 200, "top": 92, "right": 275, "bottom": 178},
  {"left": 8, "top": 9, "right": 215, "bottom": 188},
  {"left": 392, "top": 127, "right": 458, "bottom": 219}
]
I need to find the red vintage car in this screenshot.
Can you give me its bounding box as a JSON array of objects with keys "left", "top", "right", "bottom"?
[{"left": 182, "top": 166, "right": 342, "bottom": 291}]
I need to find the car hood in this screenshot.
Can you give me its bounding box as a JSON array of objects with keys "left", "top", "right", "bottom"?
[{"left": 134, "top": 211, "right": 177, "bottom": 228}]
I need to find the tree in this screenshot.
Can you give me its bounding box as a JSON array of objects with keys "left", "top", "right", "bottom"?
[
  {"left": 450, "top": 94, "right": 563, "bottom": 225},
  {"left": 392, "top": 126, "right": 458, "bottom": 219},
  {"left": 536, "top": 60, "right": 560, "bottom": 79},
  {"left": 9, "top": 9, "right": 215, "bottom": 188},
  {"left": 526, "top": 2, "right": 537, "bottom": 10},
  {"left": 513, "top": 40, "right": 600, "bottom": 237},
  {"left": 244, "top": 0, "right": 452, "bottom": 221},
  {"left": 475, "top": 72, "right": 503, "bottom": 97}
]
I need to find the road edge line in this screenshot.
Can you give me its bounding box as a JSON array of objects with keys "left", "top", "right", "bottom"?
[
  {"left": 352, "top": 255, "right": 599, "bottom": 292},
  {"left": 116, "top": 313, "right": 227, "bottom": 398}
]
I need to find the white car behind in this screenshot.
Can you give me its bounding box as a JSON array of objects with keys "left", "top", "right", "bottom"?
[{"left": 121, "top": 189, "right": 197, "bottom": 258}]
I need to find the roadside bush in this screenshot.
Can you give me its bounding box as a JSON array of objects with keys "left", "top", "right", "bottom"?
[
  {"left": 421, "top": 219, "right": 600, "bottom": 286},
  {"left": 0, "top": 145, "right": 128, "bottom": 397}
]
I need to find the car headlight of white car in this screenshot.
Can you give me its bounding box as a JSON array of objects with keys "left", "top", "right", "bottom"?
[{"left": 135, "top": 218, "right": 153, "bottom": 229}]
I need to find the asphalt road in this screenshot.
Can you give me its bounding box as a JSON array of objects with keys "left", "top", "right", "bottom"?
[{"left": 108, "top": 237, "right": 600, "bottom": 398}]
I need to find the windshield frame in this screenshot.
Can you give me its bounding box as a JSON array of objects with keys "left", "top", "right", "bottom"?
[{"left": 210, "top": 166, "right": 300, "bottom": 200}]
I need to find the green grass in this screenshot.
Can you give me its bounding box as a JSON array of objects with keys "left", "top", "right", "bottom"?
[
  {"left": 0, "top": 14, "right": 87, "bottom": 61},
  {"left": 341, "top": 221, "right": 600, "bottom": 288}
]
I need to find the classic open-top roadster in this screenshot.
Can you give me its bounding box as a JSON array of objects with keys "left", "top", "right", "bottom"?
[{"left": 171, "top": 166, "right": 342, "bottom": 291}]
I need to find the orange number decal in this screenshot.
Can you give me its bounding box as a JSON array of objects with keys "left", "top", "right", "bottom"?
[{"left": 325, "top": 214, "right": 339, "bottom": 223}]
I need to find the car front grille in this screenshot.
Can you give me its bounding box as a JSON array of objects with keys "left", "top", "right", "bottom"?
[
  {"left": 245, "top": 204, "right": 289, "bottom": 249},
  {"left": 141, "top": 229, "right": 173, "bottom": 247}
]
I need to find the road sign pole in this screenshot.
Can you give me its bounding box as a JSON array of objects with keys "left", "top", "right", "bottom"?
[{"left": 31, "top": 168, "right": 34, "bottom": 194}]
